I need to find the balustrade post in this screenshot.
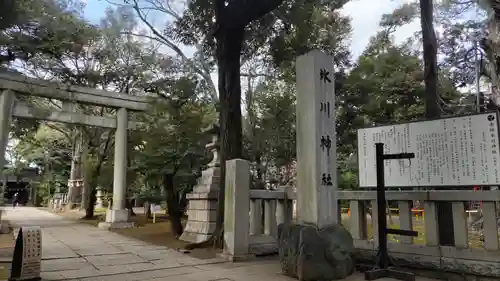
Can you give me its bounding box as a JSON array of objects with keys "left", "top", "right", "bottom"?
[
  {"left": 264, "top": 199, "right": 277, "bottom": 238},
  {"left": 277, "top": 192, "right": 295, "bottom": 226},
  {"left": 250, "top": 199, "right": 263, "bottom": 235},
  {"left": 371, "top": 200, "right": 378, "bottom": 246},
  {"left": 276, "top": 199, "right": 285, "bottom": 226},
  {"left": 424, "top": 201, "right": 439, "bottom": 246},
  {"left": 282, "top": 187, "right": 294, "bottom": 223},
  {"left": 451, "top": 202, "right": 468, "bottom": 248},
  {"left": 221, "top": 159, "right": 252, "bottom": 261},
  {"left": 398, "top": 201, "right": 413, "bottom": 244},
  {"left": 482, "top": 202, "right": 499, "bottom": 250},
  {"left": 349, "top": 200, "right": 367, "bottom": 240}
]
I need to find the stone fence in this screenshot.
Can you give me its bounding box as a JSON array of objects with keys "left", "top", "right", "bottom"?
[
  {"left": 48, "top": 193, "right": 69, "bottom": 212},
  {"left": 221, "top": 159, "right": 500, "bottom": 278}
]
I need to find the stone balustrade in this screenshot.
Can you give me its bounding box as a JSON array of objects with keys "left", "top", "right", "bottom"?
[
  {"left": 221, "top": 160, "right": 500, "bottom": 277},
  {"left": 247, "top": 188, "right": 294, "bottom": 255},
  {"left": 49, "top": 192, "right": 69, "bottom": 212},
  {"left": 336, "top": 190, "right": 500, "bottom": 277}
]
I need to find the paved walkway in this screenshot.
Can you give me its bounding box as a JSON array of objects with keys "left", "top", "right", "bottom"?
[{"left": 3, "top": 207, "right": 435, "bottom": 281}]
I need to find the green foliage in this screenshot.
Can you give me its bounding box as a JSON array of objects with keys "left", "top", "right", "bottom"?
[
  {"left": 131, "top": 78, "right": 216, "bottom": 195},
  {"left": 135, "top": 182, "right": 163, "bottom": 203},
  {"left": 252, "top": 82, "right": 296, "bottom": 165},
  {"left": 0, "top": 0, "right": 96, "bottom": 65},
  {"left": 168, "top": 0, "right": 352, "bottom": 75},
  {"left": 378, "top": 0, "right": 487, "bottom": 88},
  {"left": 12, "top": 124, "right": 72, "bottom": 202},
  {"left": 13, "top": 125, "right": 72, "bottom": 177}
]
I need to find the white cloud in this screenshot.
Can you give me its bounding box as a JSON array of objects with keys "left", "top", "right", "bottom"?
[{"left": 340, "top": 0, "right": 420, "bottom": 58}]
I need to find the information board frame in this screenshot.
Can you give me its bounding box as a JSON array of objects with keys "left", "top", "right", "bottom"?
[{"left": 356, "top": 111, "right": 500, "bottom": 189}]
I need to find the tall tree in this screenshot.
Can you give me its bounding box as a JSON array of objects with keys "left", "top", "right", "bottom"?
[
  {"left": 419, "top": 0, "right": 456, "bottom": 247},
  {"left": 211, "top": 0, "right": 281, "bottom": 244}
]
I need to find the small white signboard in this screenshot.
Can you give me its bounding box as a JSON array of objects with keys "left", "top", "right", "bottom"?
[
  {"left": 150, "top": 204, "right": 162, "bottom": 224},
  {"left": 150, "top": 204, "right": 161, "bottom": 213},
  {"left": 357, "top": 112, "right": 500, "bottom": 187}
]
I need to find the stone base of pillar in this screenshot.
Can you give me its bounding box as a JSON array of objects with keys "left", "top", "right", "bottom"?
[
  {"left": 65, "top": 203, "right": 81, "bottom": 211},
  {"left": 106, "top": 209, "right": 129, "bottom": 222},
  {"left": 97, "top": 221, "right": 135, "bottom": 229},
  {"left": 217, "top": 252, "right": 255, "bottom": 262},
  {"left": 97, "top": 209, "right": 135, "bottom": 229}
]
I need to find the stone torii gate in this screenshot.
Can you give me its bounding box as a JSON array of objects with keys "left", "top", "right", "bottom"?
[{"left": 0, "top": 72, "right": 150, "bottom": 228}]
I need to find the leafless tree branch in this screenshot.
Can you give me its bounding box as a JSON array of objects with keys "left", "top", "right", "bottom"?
[{"left": 130, "top": 0, "right": 218, "bottom": 102}]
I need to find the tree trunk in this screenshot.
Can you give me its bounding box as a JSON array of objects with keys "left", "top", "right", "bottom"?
[
  {"left": 419, "top": 0, "right": 454, "bottom": 246},
  {"left": 163, "top": 173, "right": 183, "bottom": 237},
  {"left": 126, "top": 198, "right": 136, "bottom": 216},
  {"left": 144, "top": 201, "right": 152, "bottom": 219},
  {"left": 256, "top": 154, "right": 263, "bottom": 181},
  {"left": 213, "top": 28, "right": 245, "bottom": 247},
  {"left": 85, "top": 185, "right": 97, "bottom": 218},
  {"left": 84, "top": 166, "right": 101, "bottom": 218},
  {"left": 67, "top": 130, "right": 82, "bottom": 210},
  {"left": 179, "top": 191, "right": 188, "bottom": 214},
  {"left": 79, "top": 137, "right": 89, "bottom": 210},
  {"left": 125, "top": 138, "right": 136, "bottom": 217}
]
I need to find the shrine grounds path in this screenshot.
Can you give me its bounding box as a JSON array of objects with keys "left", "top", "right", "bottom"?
[{"left": 2, "top": 207, "right": 437, "bottom": 281}]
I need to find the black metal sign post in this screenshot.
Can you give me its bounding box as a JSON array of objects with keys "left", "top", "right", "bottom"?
[{"left": 364, "top": 143, "right": 418, "bottom": 281}]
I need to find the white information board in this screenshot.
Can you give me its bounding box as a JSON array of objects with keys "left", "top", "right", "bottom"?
[
  {"left": 150, "top": 204, "right": 161, "bottom": 213},
  {"left": 357, "top": 112, "right": 500, "bottom": 187}
]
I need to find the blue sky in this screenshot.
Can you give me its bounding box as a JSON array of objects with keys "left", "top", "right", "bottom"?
[
  {"left": 82, "top": 0, "right": 108, "bottom": 24},
  {"left": 82, "top": 0, "right": 420, "bottom": 59}
]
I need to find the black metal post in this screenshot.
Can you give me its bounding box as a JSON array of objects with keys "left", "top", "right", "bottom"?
[
  {"left": 364, "top": 142, "right": 417, "bottom": 281},
  {"left": 375, "top": 143, "right": 389, "bottom": 269}
]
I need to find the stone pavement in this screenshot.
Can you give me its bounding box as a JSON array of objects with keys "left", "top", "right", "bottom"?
[{"left": 2, "top": 207, "right": 436, "bottom": 281}]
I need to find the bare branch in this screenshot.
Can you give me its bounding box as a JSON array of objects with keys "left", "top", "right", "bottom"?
[
  {"left": 130, "top": 0, "right": 218, "bottom": 102},
  {"left": 241, "top": 72, "right": 275, "bottom": 79},
  {"left": 146, "top": 0, "right": 182, "bottom": 21},
  {"left": 45, "top": 123, "right": 72, "bottom": 140}
]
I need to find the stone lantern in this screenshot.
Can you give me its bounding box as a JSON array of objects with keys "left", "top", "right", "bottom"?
[
  {"left": 95, "top": 187, "right": 104, "bottom": 208},
  {"left": 179, "top": 124, "right": 220, "bottom": 243}
]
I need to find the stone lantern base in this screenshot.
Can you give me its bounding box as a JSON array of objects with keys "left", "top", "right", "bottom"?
[
  {"left": 179, "top": 191, "right": 218, "bottom": 243},
  {"left": 180, "top": 124, "right": 220, "bottom": 244},
  {"left": 179, "top": 166, "right": 219, "bottom": 243}
]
